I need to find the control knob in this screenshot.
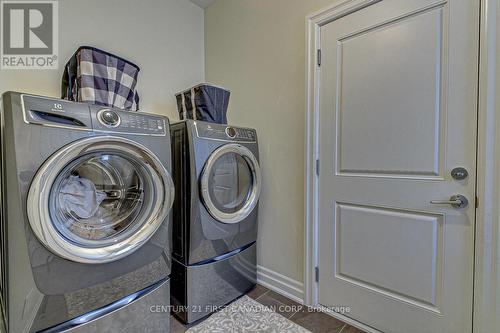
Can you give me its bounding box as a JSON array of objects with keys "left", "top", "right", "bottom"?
[{"left": 98, "top": 109, "right": 120, "bottom": 127}]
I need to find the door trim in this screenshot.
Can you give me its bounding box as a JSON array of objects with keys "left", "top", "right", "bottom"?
[
  {"left": 304, "top": 2, "right": 383, "bottom": 332},
  {"left": 304, "top": 1, "right": 498, "bottom": 332},
  {"left": 473, "top": 1, "right": 500, "bottom": 332}
]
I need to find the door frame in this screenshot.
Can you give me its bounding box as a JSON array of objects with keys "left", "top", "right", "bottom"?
[{"left": 304, "top": 1, "right": 500, "bottom": 332}]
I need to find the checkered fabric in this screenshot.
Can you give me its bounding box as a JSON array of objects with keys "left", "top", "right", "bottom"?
[
  {"left": 176, "top": 83, "right": 230, "bottom": 124},
  {"left": 62, "top": 46, "right": 140, "bottom": 111}
]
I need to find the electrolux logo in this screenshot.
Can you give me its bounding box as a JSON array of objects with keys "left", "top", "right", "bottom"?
[{"left": 1, "top": 1, "right": 58, "bottom": 69}]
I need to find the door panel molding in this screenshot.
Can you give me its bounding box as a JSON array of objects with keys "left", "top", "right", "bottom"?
[
  {"left": 333, "top": 202, "right": 444, "bottom": 313},
  {"left": 334, "top": 3, "right": 448, "bottom": 179}
]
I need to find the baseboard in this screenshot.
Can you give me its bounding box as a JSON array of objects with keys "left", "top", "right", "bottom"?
[{"left": 256, "top": 265, "right": 304, "bottom": 304}]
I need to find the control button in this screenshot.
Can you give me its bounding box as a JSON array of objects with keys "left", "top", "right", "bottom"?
[
  {"left": 98, "top": 109, "right": 120, "bottom": 127},
  {"left": 226, "top": 127, "right": 237, "bottom": 138}
]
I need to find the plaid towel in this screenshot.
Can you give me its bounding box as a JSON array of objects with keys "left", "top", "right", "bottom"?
[{"left": 62, "top": 46, "right": 140, "bottom": 111}]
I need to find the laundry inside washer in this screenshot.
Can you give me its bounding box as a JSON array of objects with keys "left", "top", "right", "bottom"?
[
  {"left": 54, "top": 155, "right": 147, "bottom": 240},
  {"left": 59, "top": 175, "right": 107, "bottom": 219}
]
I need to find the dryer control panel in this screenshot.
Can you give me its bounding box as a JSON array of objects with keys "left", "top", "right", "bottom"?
[{"left": 195, "top": 121, "right": 257, "bottom": 142}]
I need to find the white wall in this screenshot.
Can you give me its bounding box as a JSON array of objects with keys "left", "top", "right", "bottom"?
[
  {"left": 0, "top": 0, "right": 204, "bottom": 119},
  {"left": 205, "top": 0, "right": 337, "bottom": 287}
]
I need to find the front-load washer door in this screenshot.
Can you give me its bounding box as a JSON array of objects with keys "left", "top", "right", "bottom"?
[
  {"left": 200, "top": 144, "right": 261, "bottom": 224},
  {"left": 27, "top": 136, "right": 174, "bottom": 264}
]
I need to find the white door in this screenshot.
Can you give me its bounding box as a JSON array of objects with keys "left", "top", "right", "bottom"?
[{"left": 317, "top": 1, "right": 478, "bottom": 332}]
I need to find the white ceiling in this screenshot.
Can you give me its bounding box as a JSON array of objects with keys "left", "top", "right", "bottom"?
[{"left": 189, "top": 0, "right": 216, "bottom": 9}]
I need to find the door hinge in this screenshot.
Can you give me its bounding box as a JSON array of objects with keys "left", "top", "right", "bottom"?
[
  {"left": 315, "top": 159, "right": 320, "bottom": 177},
  {"left": 315, "top": 266, "right": 319, "bottom": 283},
  {"left": 317, "top": 49, "right": 322, "bottom": 67}
]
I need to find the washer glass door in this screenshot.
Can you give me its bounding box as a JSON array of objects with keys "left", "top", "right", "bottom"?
[
  {"left": 200, "top": 144, "right": 261, "bottom": 224},
  {"left": 28, "top": 136, "right": 174, "bottom": 264}
]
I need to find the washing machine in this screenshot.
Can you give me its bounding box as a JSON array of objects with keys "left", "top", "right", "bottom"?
[
  {"left": 0, "top": 92, "right": 175, "bottom": 332},
  {"left": 170, "top": 120, "right": 260, "bottom": 324}
]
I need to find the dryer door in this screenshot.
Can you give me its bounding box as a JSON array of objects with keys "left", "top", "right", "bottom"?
[
  {"left": 200, "top": 144, "right": 261, "bottom": 224},
  {"left": 27, "top": 136, "right": 174, "bottom": 264}
]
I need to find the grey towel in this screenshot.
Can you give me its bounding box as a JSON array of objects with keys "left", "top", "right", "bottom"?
[{"left": 59, "top": 175, "right": 106, "bottom": 219}]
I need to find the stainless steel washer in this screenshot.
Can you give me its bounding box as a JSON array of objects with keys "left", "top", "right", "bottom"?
[{"left": 0, "top": 92, "right": 174, "bottom": 332}]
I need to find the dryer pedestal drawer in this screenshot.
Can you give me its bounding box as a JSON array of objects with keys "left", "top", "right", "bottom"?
[
  {"left": 43, "top": 279, "right": 170, "bottom": 333},
  {"left": 171, "top": 242, "right": 257, "bottom": 324}
]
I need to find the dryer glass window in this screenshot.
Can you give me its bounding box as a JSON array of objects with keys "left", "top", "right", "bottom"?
[
  {"left": 49, "top": 153, "right": 153, "bottom": 246},
  {"left": 207, "top": 152, "right": 252, "bottom": 214}
]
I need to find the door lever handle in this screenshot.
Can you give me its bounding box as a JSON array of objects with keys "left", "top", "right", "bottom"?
[{"left": 430, "top": 194, "right": 468, "bottom": 209}]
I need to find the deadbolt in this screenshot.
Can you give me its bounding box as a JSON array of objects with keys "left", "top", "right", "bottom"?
[{"left": 451, "top": 167, "right": 468, "bottom": 180}]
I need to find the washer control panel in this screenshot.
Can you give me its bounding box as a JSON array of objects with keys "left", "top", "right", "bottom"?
[
  {"left": 20, "top": 94, "right": 167, "bottom": 136},
  {"left": 91, "top": 106, "right": 167, "bottom": 136},
  {"left": 196, "top": 122, "right": 256, "bottom": 142}
]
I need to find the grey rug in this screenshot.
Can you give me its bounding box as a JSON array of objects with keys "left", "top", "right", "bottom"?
[{"left": 186, "top": 296, "right": 312, "bottom": 333}]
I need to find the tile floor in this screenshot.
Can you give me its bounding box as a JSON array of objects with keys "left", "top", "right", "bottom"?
[{"left": 170, "top": 284, "right": 365, "bottom": 333}]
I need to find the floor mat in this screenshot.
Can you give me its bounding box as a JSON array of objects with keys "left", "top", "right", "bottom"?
[{"left": 186, "top": 296, "right": 312, "bottom": 333}]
